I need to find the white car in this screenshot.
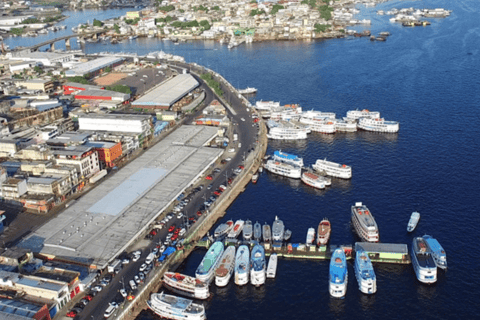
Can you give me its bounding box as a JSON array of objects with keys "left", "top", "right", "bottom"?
[
  {"left": 132, "top": 254, "right": 140, "bottom": 262},
  {"left": 120, "top": 288, "right": 127, "bottom": 298},
  {"left": 228, "top": 148, "right": 235, "bottom": 153},
  {"left": 177, "top": 212, "right": 184, "bottom": 219},
  {"left": 139, "top": 263, "right": 147, "bottom": 272},
  {"left": 159, "top": 245, "right": 166, "bottom": 254},
  {"left": 241, "top": 118, "right": 245, "bottom": 121}
]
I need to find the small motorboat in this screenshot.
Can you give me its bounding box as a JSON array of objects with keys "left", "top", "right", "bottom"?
[{"left": 407, "top": 211, "right": 420, "bottom": 232}]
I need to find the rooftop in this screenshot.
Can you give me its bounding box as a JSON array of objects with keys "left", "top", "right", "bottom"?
[
  {"left": 66, "top": 57, "right": 124, "bottom": 76},
  {"left": 132, "top": 74, "right": 199, "bottom": 107},
  {"left": 19, "top": 125, "right": 221, "bottom": 269},
  {"left": 355, "top": 242, "right": 408, "bottom": 254}
]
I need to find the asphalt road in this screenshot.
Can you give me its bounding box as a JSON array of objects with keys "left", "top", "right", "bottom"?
[{"left": 75, "top": 63, "right": 260, "bottom": 320}]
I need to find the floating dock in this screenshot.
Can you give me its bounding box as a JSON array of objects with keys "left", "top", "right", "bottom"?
[{"left": 197, "top": 239, "right": 411, "bottom": 264}]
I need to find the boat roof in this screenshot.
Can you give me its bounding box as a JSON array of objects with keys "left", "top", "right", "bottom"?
[
  {"left": 158, "top": 293, "right": 192, "bottom": 310},
  {"left": 423, "top": 236, "right": 445, "bottom": 254},
  {"left": 274, "top": 150, "right": 299, "bottom": 160},
  {"left": 197, "top": 242, "right": 223, "bottom": 273},
  {"left": 353, "top": 206, "right": 378, "bottom": 229},
  {"left": 355, "top": 242, "right": 408, "bottom": 254}
]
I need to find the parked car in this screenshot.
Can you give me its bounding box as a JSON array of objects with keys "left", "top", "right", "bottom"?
[
  {"left": 120, "top": 288, "right": 128, "bottom": 298},
  {"left": 92, "top": 285, "right": 103, "bottom": 292},
  {"left": 168, "top": 225, "right": 176, "bottom": 232},
  {"left": 104, "top": 302, "right": 118, "bottom": 318},
  {"left": 207, "top": 184, "right": 213, "bottom": 189},
  {"left": 134, "top": 275, "right": 141, "bottom": 284},
  {"left": 139, "top": 263, "right": 147, "bottom": 272},
  {"left": 205, "top": 175, "right": 213, "bottom": 180},
  {"left": 66, "top": 310, "right": 78, "bottom": 318}
]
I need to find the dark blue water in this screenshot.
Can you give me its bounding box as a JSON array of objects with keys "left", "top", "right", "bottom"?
[{"left": 8, "top": 0, "right": 480, "bottom": 318}]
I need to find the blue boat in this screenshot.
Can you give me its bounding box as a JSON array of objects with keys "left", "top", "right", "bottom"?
[
  {"left": 354, "top": 249, "right": 377, "bottom": 294},
  {"left": 423, "top": 235, "right": 447, "bottom": 270},
  {"left": 272, "top": 150, "right": 304, "bottom": 167},
  {"left": 329, "top": 248, "right": 348, "bottom": 298},
  {"left": 235, "top": 245, "right": 250, "bottom": 285},
  {"left": 250, "top": 244, "right": 266, "bottom": 286},
  {"left": 195, "top": 241, "right": 224, "bottom": 284}
]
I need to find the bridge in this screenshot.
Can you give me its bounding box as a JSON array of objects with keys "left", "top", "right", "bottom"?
[{"left": 16, "top": 31, "right": 102, "bottom": 52}]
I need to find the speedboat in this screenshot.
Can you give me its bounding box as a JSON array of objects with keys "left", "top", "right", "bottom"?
[
  {"left": 254, "top": 221, "right": 262, "bottom": 241},
  {"left": 243, "top": 220, "right": 253, "bottom": 241},
  {"left": 214, "top": 220, "right": 234, "bottom": 238},
  {"left": 266, "top": 253, "right": 278, "bottom": 278},
  {"left": 263, "top": 223, "right": 272, "bottom": 243},
  {"left": 306, "top": 228, "right": 315, "bottom": 246},
  {"left": 317, "top": 219, "right": 331, "bottom": 245},
  {"left": 329, "top": 248, "right": 348, "bottom": 298},
  {"left": 272, "top": 216, "right": 285, "bottom": 242},
  {"left": 407, "top": 211, "right": 420, "bottom": 232},
  {"left": 235, "top": 245, "right": 250, "bottom": 285},
  {"left": 354, "top": 249, "right": 377, "bottom": 294},
  {"left": 250, "top": 244, "right": 266, "bottom": 286},
  {"left": 284, "top": 229, "right": 292, "bottom": 241}
]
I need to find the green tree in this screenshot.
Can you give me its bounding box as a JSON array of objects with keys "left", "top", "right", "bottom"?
[
  {"left": 67, "top": 76, "right": 89, "bottom": 84},
  {"left": 104, "top": 66, "right": 111, "bottom": 73},
  {"left": 158, "top": 5, "right": 175, "bottom": 12},
  {"left": 212, "top": 6, "right": 220, "bottom": 11},
  {"left": 10, "top": 28, "right": 24, "bottom": 36},
  {"left": 106, "top": 85, "right": 131, "bottom": 94},
  {"left": 318, "top": 5, "right": 334, "bottom": 20},
  {"left": 93, "top": 19, "right": 104, "bottom": 27},
  {"left": 250, "top": 9, "right": 266, "bottom": 16},
  {"left": 270, "top": 4, "right": 284, "bottom": 15},
  {"left": 314, "top": 23, "right": 331, "bottom": 32},
  {"left": 114, "top": 24, "right": 120, "bottom": 33},
  {"left": 34, "top": 66, "right": 44, "bottom": 74},
  {"left": 199, "top": 20, "right": 211, "bottom": 31},
  {"left": 22, "top": 18, "right": 40, "bottom": 24}
]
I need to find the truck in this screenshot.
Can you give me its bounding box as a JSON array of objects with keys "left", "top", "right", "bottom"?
[
  {"left": 107, "top": 259, "right": 122, "bottom": 274},
  {"left": 233, "top": 134, "right": 238, "bottom": 142}
]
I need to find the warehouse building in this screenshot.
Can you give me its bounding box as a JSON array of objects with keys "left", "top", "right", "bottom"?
[
  {"left": 63, "top": 82, "right": 104, "bottom": 95},
  {"left": 65, "top": 57, "right": 124, "bottom": 78},
  {"left": 131, "top": 74, "right": 199, "bottom": 110},
  {"left": 73, "top": 89, "right": 130, "bottom": 102},
  {"left": 78, "top": 114, "right": 152, "bottom": 135},
  {"left": 8, "top": 51, "right": 75, "bottom": 67}
]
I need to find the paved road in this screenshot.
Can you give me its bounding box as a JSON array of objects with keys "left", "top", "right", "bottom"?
[{"left": 76, "top": 63, "right": 260, "bottom": 320}]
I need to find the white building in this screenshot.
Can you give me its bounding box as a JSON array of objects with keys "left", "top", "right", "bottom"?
[
  {"left": 53, "top": 146, "right": 100, "bottom": 180},
  {"left": 8, "top": 51, "right": 75, "bottom": 67},
  {"left": 78, "top": 114, "right": 152, "bottom": 135}
]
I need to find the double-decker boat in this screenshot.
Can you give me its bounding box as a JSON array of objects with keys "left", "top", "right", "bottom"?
[
  {"left": 163, "top": 272, "right": 210, "bottom": 300},
  {"left": 215, "top": 246, "right": 236, "bottom": 287},
  {"left": 195, "top": 241, "right": 224, "bottom": 284},
  {"left": 346, "top": 109, "right": 381, "bottom": 120},
  {"left": 357, "top": 117, "right": 399, "bottom": 133},
  {"left": 329, "top": 248, "right": 348, "bottom": 298},
  {"left": 423, "top": 235, "right": 447, "bottom": 269},
  {"left": 354, "top": 249, "right": 377, "bottom": 294},
  {"left": 214, "top": 220, "right": 234, "bottom": 238},
  {"left": 235, "top": 245, "right": 250, "bottom": 285},
  {"left": 272, "top": 216, "right": 285, "bottom": 242},
  {"left": 264, "top": 160, "right": 302, "bottom": 179},
  {"left": 407, "top": 211, "right": 420, "bottom": 232},
  {"left": 272, "top": 150, "right": 304, "bottom": 167},
  {"left": 227, "top": 220, "right": 244, "bottom": 239},
  {"left": 147, "top": 292, "right": 206, "bottom": 320},
  {"left": 301, "top": 110, "right": 336, "bottom": 120},
  {"left": 255, "top": 100, "right": 280, "bottom": 111},
  {"left": 351, "top": 202, "right": 379, "bottom": 242},
  {"left": 267, "top": 126, "right": 308, "bottom": 140},
  {"left": 313, "top": 159, "right": 352, "bottom": 179},
  {"left": 334, "top": 118, "right": 357, "bottom": 132},
  {"left": 317, "top": 219, "right": 331, "bottom": 245},
  {"left": 299, "top": 118, "right": 336, "bottom": 133},
  {"left": 411, "top": 237, "right": 437, "bottom": 283},
  {"left": 250, "top": 244, "right": 266, "bottom": 286},
  {"left": 301, "top": 171, "right": 326, "bottom": 189}
]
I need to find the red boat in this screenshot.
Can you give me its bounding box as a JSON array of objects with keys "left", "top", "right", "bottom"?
[{"left": 317, "top": 218, "right": 331, "bottom": 246}]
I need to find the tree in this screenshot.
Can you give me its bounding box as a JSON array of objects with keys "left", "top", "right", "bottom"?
[
  {"left": 104, "top": 66, "right": 111, "bottom": 73},
  {"left": 34, "top": 66, "right": 44, "bottom": 74},
  {"left": 199, "top": 20, "right": 211, "bottom": 31},
  {"left": 270, "top": 5, "right": 284, "bottom": 15},
  {"left": 67, "top": 76, "right": 89, "bottom": 84},
  {"left": 93, "top": 19, "right": 104, "bottom": 27},
  {"left": 106, "top": 85, "right": 131, "bottom": 94},
  {"left": 114, "top": 24, "right": 120, "bottom": 33}
]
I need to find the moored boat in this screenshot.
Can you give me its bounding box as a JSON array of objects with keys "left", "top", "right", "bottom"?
[
  {"left": 251, "top": 173, "right": 258, "bottom": 183},
  {"left": 227, "top": 220, "right": 244, "bottom": 239},
  {"left": 313, "top": 159, "right": 352, "bottom": 179},
  {"left": 267, "top": 125, "right": 308, "bottom": 140},
  {"left": 255, "top": 100, "right": 280, "bottom": 111},
  {"left": 317, "top": 219, "right": 331, "bottom": 246},
  {"left": 306, "top": 228, "right": 315, "bottom": 246},
  {"left": 266, "top": 253, "right": 278, "bottom": 278},
  {"left": 163, "top": 272, "right": 210, "bottom": 300},
  {"left": 254, "top": 221, "right": 262, "bottom": 241},
  {"left": 407, "top": 211, "right": 420, "bottom": 232},
  {"left": 354, "top": 249, "right": 377, "bottom": 294},
  {"left": 273, "top": 150, "right": 304, "bottom": 167},
  {"left": 299, "top": 118, "right": 336, "bottom": 134},
  {"left": 238, "top": 87, "right": 257, "bottom": 94},
  {"left": 423, "top": 235, "right": 447, "bottom": 269},
  {"left": 235, "top": 245, "right": 250, "bottom": 285},
  {"left": 263, "top": 223, "right": 272, "bottom": 243},
  {"left": 272, "top": 216, "right": 285, "bottom": 242},
  {"left": 264, "top": 160, "right": 302, "bottom": 179},
  {"left": 329, "top": 248, "right": 348, "bottom": 298},
  {"left": 346, "top": 109, "right": 381, "bottom": 120},
  {"left": 335, "top": 118, "right": 357, "bottom": 132},
  {"left": 214, "top": 220, "right": 234, "bottom": 238},
  {"left": 250, "top": 244, "right": 266, "bottom": 286},
  {"left": 147, "top": 292, "right": 206, "bottom": 320},
  {"left": 411, "top": 237, "right": 437, "bottom": 283},
  {"left": 351, "top": 202, "right": 379, "bottom": 242},
  {"left": 243, "top": 220, "right": 253, "bottom": 241},
  {"left": 301, "top": 171, "right": 326, "bottom": 189},
  {"left": 195, "top": 241, "right": 224, "bottom": 284},
  {"left": 284, "top": 229, "right": 292, "bottom": 241},
  {"left": 215, "top": 246, "right": 236, "bottom": 287},
  {"left": 358, "top": 117, "right": 399, "bottom": 133}
]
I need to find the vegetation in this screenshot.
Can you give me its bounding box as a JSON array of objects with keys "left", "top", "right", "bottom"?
[
  {"left": 22, "top": 18, "right": 40, "bottom": 24},
  {"left": 199, "top": 20, "right": 211, "bottom": 31},
  {"left": 43, "top": 15, "right": 64, "bottom": 23},
  {"left": 270, "top": 5, "right": 284, "bottom": 15},
  {"left": 301, "top": 0, "right": 317, "bottom": 8},
  {"left": 93, "top": 19, "right": 104, "bottom": 27},
  {"left": 67, "top": 76, "right": 89, "bottom": 84},
  {"left": 250, "top": 9, "right": 266, "bottom": 16},
  {"left": 155, "top": 16, "right": 173, "bottom": 24},
  {"left": 193, "top": 5, "right": 208, "bottom": 12},
  {"left": 114, "top": 24, "right": 120, "bottom": 33},
  {"left": 201, "top": 73, "right": 223, "bottom": 97},
  {"left": 125, "top": 18, "right": 140, "bottom": 25},
  {"left": 250, "top": 0, "right": 257, "bottom": 3},
  {"left": 318, "top": 5, "right": 334, "bottom": 20},
  {"left": 212, "top": 6, "right": 220, "bottom": 11},
  {"left": 10, "top": 28, "right": 24, "bottom": 36},
  {"left": 171, "top": 20, "right": 200, "bottom": 29},
  {"left": 34, "top": 66, "right": 44, "bottom": 74},
  {"left": 13, "top": 74, "right": 23, "bottom": 79},
  {"left": 157, "top": 5, "right": 175, "bottom": 12},
  {"left": 106, "top": 85, "right": 132, "bottom": 94},
  {"left": 104, "top": 66, "right": 111, "bottom": 73},
  {"left": 314, "top": 23, "right": 331, "bottom": 33}
]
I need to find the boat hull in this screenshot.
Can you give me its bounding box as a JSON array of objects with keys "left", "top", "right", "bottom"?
[{"left": 411, "top": 238, "right": 437, "bottom": 284}]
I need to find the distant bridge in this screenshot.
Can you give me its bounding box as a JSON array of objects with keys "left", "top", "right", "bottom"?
[{"left": 15, "top": 31, "right": 102, "bottom": 52}]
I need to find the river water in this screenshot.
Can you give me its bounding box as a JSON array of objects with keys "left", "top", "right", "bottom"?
[{"left": 6, "top": 1, "right": 480, "bottom": 319}]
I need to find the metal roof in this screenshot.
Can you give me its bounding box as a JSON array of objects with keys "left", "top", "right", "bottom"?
[
  {"left": 75, "top": 89, "right": 129, "bottom": 98},
  {"left": 355, "top": 242, "right": 408, "bottom": 254},
  {"left": 0, "top": 299, "right": 42, "bottom": 319},
  {"left": 66, "top": 57, "right": 124, "bottom": 76},
  {"left": 132, "top": 74, "right": 199, "bottom": 107}
]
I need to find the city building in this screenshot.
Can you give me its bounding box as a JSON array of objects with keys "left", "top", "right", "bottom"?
[
  {"left": 78, "top": 113, "right": 152, "bottom": 136},
  {"left": 65, "top": 56, "right": 124, "bottom": 78},
  {"left": 85, "top": 141, "right": 122, "bottom": 168},
  {"left": 73, "top": 89, "right": 130, "bottom": 102},
  {"left": 53, "top": 145, "right": 100, "bottom": 180},
  {"left": 14, "top": 79, "right": 54, "bottom": 93}
]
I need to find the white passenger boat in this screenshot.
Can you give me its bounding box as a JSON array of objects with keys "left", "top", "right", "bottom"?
[
  {"left": 195, "top": 241, "right": 224, "bottom": 284},
  {"left": 147, "top": 292, "right": 206, "bottom": 320},
  {"left": 264, "top": 160, "right": 302, "bottom": 179},
  {"left": 306, "top": 228, "right": 315, "bottom": 246},
  {"left": 317, "top": 219, "right": 331, "bottom": 246},
  {"left": 313, "top": 159, "right": 352, "bottom": 179},
  {"left": 272, "top": 216, "right": 285, "bottom": 242},
  {"left": 214, "top": 220, "right": 234, "bottom": 238},
  {"left": 255, "top": 100, "right": 280, "bottom": 111},
  {"left": 354, "top": 249, "right": 377, "bottom": 294},
  {"left": 329, "top": 248, "right": 348, "bottom": 298},
  {"left": 235, "top": 245, "right": 250, "bottom": 285},
  {"left": 263, "top": 223, "right": 272, "bottom": 243},
  {"left": 357, "top": 117, "right": 399, "bottom": 133},
  {"left": 267, "top": 126, "right": 308, "bottom": 140},
  {"left": 254, "top": 221, "right": 262, "bottom": 241},
  {"left": 347, "top": 109, "right": 380, "bottom": 120},
  {"left": 266, "top": 253, "right": 278, "bottom": 278},
  {"left": 411, "top": 237, "right": 437, "bottom": 283},
  {"left": 238, "top": 87, "right": 257, "bottom": 94},
  {"left": 335, "top": 118, "right": 357, "bottom": 132},
  {"left": 163, "top": 272, "right": 210, "bottom": 300},
  {"left": 250, "top": 244, "right": 266, "bottom": 286},
  {"left": 423, "top": 235, "right": 447, "bottom": 269},
  {"left": 227, "top": 220, "right": 244, "bottom": 239},
  {"left": 243, "top": 220, "right": 253, "bottom": 241},
  {"left": 301, "top": 171, "right": 326, "bottom": 189},
  {"left": 407, "top": 212, "right": 420, "bottom": 232},
  {"left": 351, "top": 202, "right": 379, "bottom": 242},
  {"left": 215, "top": 246, "right": 236, "bottom": 287},
  {"left": 299, "top": 118, "right": 336, "bottom": 134},
  {"left": 272, "top": 150, "right": 304, "bottom": 167}
]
